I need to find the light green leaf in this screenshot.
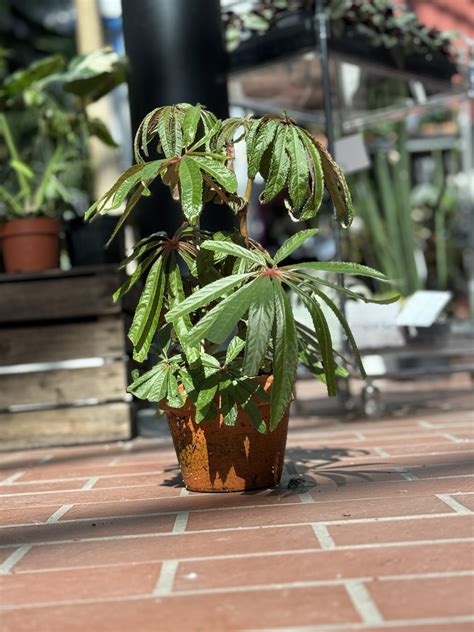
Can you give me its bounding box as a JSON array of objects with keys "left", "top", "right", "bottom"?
[
  {"left": 128, "top": 364, "right": 169, "bottom": 402},
  {"left": 260, "top": 124, "right": 290, "bottom": 204},
  {"left": 270, "top": 282, "right": 298, "bottom": 430},
  {"left": 192, "top": 156, "right": 237, "bottom": 194},
  {"left": 166, "top": 273, "right": 251, "bottom": 322},
  {"left": 298, "top": 272, "right": 399, "bottom": 305},
  {"left": 285, "top": 261, "right": 390, "bottom": 282},
  {"left": 243, "top": 276, "right": 274, "bottom": 376},
  {"left": 287, "top": 125, "right": 309, "bottom": 211},
  {"left": 179, "top": 156, "right": 203, "bottom": 224},
  {"left": 182, "top": 104, "right": 202, "bottom": 146},
  {"left": 185, "top": 278, "right": 258, "bottom": 346},
  {"left": 200, "top": 240, "right": 266, "bottom": 266},
  {"left": 128, "top": 257, "right": 166, "bottom": 361},
  {"left": 220, "top": 379, "right": 238, "bottom": 426},
  {"left": 273, "top": 228, "right": 319, "bottom": 264},
  {"left": 158, "top": 107, "right": 175, "bottom": 158},
  {"left": 225, "top": 336, "right": 246, "bottom": 364},
  {"left": 113, "top": 249, "right": 159, "bottom": 302}
]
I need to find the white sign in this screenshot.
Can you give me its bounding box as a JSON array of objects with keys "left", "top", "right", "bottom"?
[
  {"left": 345, "top": 300, "right": 405, "bottom": 350},
  {"left": 395, "top": 290, "right": 452, "bottom": 328},
  {"left": 334, "top": 134, "right": 370, "bottom": 174}
]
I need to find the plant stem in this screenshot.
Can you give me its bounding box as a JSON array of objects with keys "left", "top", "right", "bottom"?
[
  {"left": 238, "top": 178, "right": 252, "bottom": 246},
  {"left": 0, "top": 113, "right": 31, "bottom": 202}
]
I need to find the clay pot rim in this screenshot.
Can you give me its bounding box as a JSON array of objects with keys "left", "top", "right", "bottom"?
[
  {"left": 160, "top": 373, "right": 274, "bottom": 415},
  {"left": 1, "top": 216, "right": 61, "bottom": 238}
]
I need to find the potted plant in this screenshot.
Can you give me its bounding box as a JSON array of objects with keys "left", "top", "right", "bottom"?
[
  {"left": 0, "top": 48, "right": 125, "bottom": 273},
  {"left": 86, "top": 103, "right": 396, "bottom": 492}
]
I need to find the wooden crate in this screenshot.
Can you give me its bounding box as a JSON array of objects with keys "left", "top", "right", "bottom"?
[{"left": 0, "top": 267, "right": 133, "bottom": 450}]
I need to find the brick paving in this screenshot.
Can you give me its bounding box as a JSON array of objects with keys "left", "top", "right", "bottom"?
[{"left": 0, "top": 376, "right": 473, "bottom": 631}]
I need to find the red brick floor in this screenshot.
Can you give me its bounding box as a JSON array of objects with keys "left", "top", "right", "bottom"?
[{"left": 0, "top": 377, "right": 473, "bottom": 631}]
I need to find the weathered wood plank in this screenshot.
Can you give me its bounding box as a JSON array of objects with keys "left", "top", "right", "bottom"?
[
  {"left": 0, "top": 318, "right": 125, "bottom": 366},
  {"left": 0, "top": 362, "right": 128, "bottom": 409},
  {"left": 0, "top": 403, "right": 131, "bottom": 450},
  {"left": 0, "top": 273, "right": 121, "bottom": 323}
]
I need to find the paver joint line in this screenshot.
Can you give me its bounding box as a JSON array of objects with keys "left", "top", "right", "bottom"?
[
  {"left": 46, "top": 504, "right": 74, "bottom": 524},
  {"left": 312, "top": 523, "right": 336, "bottom": 550},
  {"left": 0, "top": 471, "right": 25, "bottom": 485},
  {"left": 344, "top": 580, "right": 384, "bottom": 625},
  {"left": 172, "top": 511, "right": 189, "bottom": 533},
  {"left": 81, "top": 477, "right": 99, "bottom": 491},
  {"left": 0, "top": 545, "right": 32, "bottom": 575},
  {"left": 436, "top": 494, "right": 472, "bottom": 515},
  {"left": 153, "top": 560, "right": 179, "bottom": 597}
]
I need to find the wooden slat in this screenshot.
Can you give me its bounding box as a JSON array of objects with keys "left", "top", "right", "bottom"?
[
  {"left": 0, "top": 273, "right": 121, "bottom": 323},
  {"left": 0, "top": 362, "right": 128, "bottom": 409},
  {"left": 0, "top": 403, "right": 131, "bottom": 450},
  {"left": 0, "top": 318, "right": 125, "bottom": 366}
]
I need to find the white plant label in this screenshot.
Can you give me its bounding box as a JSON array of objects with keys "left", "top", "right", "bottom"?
[
  {"left": 346, "top": 301, "right": 404, "bottom": 349},
  {"left": 395, "top": 290, "right": 452, "bottom": 328}
]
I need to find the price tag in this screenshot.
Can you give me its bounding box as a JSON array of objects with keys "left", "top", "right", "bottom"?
[
  {"left": 395, "top": 291, "right": 452, "bottom": 328},
  {"left": 346, "top": 301, "right": 404, "bottom": 349},
  {"left": 334, "top": 134, "right": 370, "bottom": 174}
]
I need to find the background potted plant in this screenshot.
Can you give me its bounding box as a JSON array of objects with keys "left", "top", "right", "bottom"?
[
  {"left": 87, "top": 103, "right": 396, "bottom": 492},
  {"left": 0, "top": 48, "right": 125, "bottom": 273}
]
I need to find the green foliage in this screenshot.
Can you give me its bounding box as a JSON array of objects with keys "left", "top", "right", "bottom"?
[
  {"left": 0, "top": 48, "right": 126, "bottom": 219},
  {"left": 89, "top": 103, "right": 397, "bottom": 431}
]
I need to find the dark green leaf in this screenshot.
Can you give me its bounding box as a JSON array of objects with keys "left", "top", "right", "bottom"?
[
  {"left": 182, "top": 104, "right": 202, "bottom": 146},
  {"left": 270, "top": 282, "right": 298, "bottom": 429},
  {"left": 167, "top": 257, "right": 199, "bottom": 363},
  {"left": 243, "top": 276, "right": 274, "bottom": 376},
  {"left": 113, "top": 249, "right": 159, "bottom": 302},
  {"left": 260, "top": 124, "right": 290, "bottom": 204},
  {"left": 220, "top": 379, "right": 238, "bottom": 426},
  {"left": 88, "top": 118, "right": 117, "bottom": 147},
  {"left": 225, "top": 336, "right": 246, "bottom": 364},
  {"left": 128, "top": 257, "right": 166, "bottom": 361},
  {"left": 247, "top": 119, "right": 278, "bottom": 180},
  {"left": 287, "top": 125, "right": 309, "bottom": 211},
  {"left": 232, "top": 380, "right": 266, "bottom": 433},
  {"left": 296, "top": 128, "right": 324, "bottom": 220}
]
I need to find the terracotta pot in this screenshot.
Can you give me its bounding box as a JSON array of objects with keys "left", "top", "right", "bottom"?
[
  {"left": 164, "top": 376, "right": 291, "bottom": 493},
  {"left": 1, "top": 217, "right": 60, "bottom": 273}
]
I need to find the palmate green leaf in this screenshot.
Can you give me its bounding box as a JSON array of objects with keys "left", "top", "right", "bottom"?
[
  {"left": 247, "top": 119, "right": 278, "bottom": 180},
  {"left": 271, "top": 282, "right": 298, "bottom": 430},
  {"left": 179, "top": 156, "right": 203, "bottom": 224},
  {"left": 128, "top": 364, "right": 169, "bottom": 402},
  {"left": 313, "top": 137, "right": 354, "bottom": 228},
  {"left": 173, "top": 107, "right": 185, "bottom": 156},
  {"left": 289, "top": 282, "right": 337, "bottom": 396},
  {"left": 200, "top": 240, "right": 267, "bottom": 266},
  {"left": 167, "top": 256, "right": 199, "bottom": 364},
  {"left": 243, "top": 276, "right": 274, "bottom": 377},
  {"left": 217, "top": 118, "right": 245, "bottom": 149},
  {"left": 192, "top": 156, "right": 237, "bottom": 193},
  {"left": 285, "top": 261, "right": 390, "bottom": 282},
  {"left": 287, "top": 125, "right": 309, "bottom": 211},
  {"left": 113, "top": 249, "right": 159, "bottom": 302},
  {"left": 273, "top": 228, "right": 319, "bottom": 264},
  {"left": 166, "top": 273, "right": 251, "bottom": 322},
  {"left": 189, "top": 117, "right": 221, "bottom": 152},
  {"left": 297, "top": 128, "right": 324, "bottom": 220},
  {"left": 128, "top": 256, "right": 166, "bottom": 362},
  {"left": 184, "top": 278, "right": 258, "bottom": 346},
  {"left": 182, "top": 104, "right": 202, "bottom": 147},
  {"left": 244, "top": 119, "right": 262, "bottom": 157},
  {"left": 260, "top": 124, "right": 290, "bottom": 204}
]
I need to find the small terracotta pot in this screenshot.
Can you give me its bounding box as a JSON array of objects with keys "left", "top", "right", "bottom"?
[
  {"left": 1, "top": 216, "right": 60, "bottom": 273},
  {"left": 163, "top": 376, "right": 291, "bottom": 493}
]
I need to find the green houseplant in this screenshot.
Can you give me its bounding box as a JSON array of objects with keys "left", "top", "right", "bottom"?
[
  {"left": 0, "top": 48, "right": 125, "bottom": 273},
  {"left": 87, "top": 103, "right": 396, "bottom": 492}
]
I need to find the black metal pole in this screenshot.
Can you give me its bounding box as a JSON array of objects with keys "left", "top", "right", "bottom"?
[{"left": 121, "top": 0, "right": 234, "bottom": 235}]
